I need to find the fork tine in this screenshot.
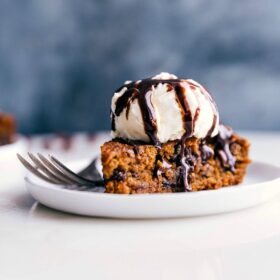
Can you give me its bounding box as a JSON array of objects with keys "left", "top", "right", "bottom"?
[
  {"left": 27, "top": 153, "right": 72, "bottom": 185},
  {"left": 49, "top": 155, "right": 97, "bottom": 186},
  {"left": 17, "top": 154, "right": 60, "bottom": 184},
  {"left": 38, "top": 153, "right": 83, "bottom": 185},
  {"left": 37, "top": 153, "right": 86, "bottom": 185}
]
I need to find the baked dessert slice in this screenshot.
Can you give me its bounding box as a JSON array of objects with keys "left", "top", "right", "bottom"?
[
  {"left": 102, "top": 126, "right": 250, "bottom": 194},
  {"left": 0, "top": 112, "right": 16, "bottom": 146},
  {"left": 101, "top": 72, "right": 251, "bottom": 194}
]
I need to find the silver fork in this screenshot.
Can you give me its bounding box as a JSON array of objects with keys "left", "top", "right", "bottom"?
[{"left": 17, "top": 153, "right": 104, "bottom": 187}]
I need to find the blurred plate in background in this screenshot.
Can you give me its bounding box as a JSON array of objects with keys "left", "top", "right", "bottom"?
[{"left": 0, "top": 136, "right": 27, "bottom": 184}]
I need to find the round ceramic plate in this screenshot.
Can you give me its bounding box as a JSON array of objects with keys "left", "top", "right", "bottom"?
[{"left": 25, "top": 161, "right": 280, "bottom": 219}]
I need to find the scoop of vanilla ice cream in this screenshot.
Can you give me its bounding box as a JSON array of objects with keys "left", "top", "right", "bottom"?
[{"left": 111, "top": 73, "right": 219, "bottom": 143}]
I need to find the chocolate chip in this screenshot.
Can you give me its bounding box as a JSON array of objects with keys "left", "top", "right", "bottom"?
[{"left": 111, "top": 169, "right": 126, "bottom": 181}]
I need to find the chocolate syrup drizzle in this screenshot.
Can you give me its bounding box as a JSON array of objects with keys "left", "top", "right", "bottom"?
[
  {"left": 215, "top": 125, "right": 236, "bottom": 172},
  {"left": 112, "top": 79, "right": 186, "bottom": 146},
  {"left": 173, "top": 85, "right": 194, "bottom": 191},
  {"left": 111, "top": 77, "right": 232, "bottom": 192}
]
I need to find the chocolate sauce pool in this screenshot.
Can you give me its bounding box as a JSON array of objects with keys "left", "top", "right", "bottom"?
[{"left": 215, "top": 125, "right": 236, "bottom": 172}]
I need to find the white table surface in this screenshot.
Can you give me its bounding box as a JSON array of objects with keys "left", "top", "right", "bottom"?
[{"left": 1, "top": 131, "right": 280, "bottom": 280}]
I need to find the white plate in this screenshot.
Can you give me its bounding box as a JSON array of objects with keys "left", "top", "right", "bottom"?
[{"left": 25, "top": 161, "right": 280, "bottom": 219}]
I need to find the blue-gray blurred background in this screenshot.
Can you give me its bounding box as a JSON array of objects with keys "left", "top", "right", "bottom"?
[{"left": 1, "top": 0, "right": 279, "bottom": 134}]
